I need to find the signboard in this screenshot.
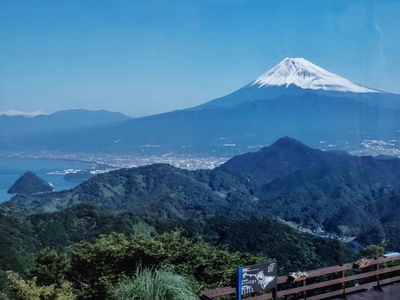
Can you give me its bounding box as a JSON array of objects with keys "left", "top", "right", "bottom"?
[{"left": 236, "top": 261, "right": 277, "bottom": 300}]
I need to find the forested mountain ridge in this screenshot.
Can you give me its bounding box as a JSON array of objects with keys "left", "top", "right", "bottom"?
[
  {"left": 220, "top": 136, "right": 400, "bottom": 185},
  {"left": 2, "top": 164, "right": 260, "bottom": 219},
  {"left": 2, "top": 137, "right": 400, "bottom": 250},
  {"left": 2, "top": 136, "right": 400, "bottom": 298},
  {"left": 220, "top": 137, "right": 400, "bottom": 246},
  {"left": 0, "top": 202, "right": 357, "bottom": 293}
]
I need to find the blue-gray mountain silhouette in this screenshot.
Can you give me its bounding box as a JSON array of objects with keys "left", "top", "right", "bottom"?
[{"left": 1, "top": 58, "right": 399, "bottom": 156}]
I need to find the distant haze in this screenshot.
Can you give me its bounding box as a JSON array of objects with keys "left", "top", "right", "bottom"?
[{"left": 1, "top": 57, "right": 399, "bottom": 159}]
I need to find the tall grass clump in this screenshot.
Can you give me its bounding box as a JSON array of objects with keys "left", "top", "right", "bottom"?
[{"left": 109, "top": 265, "right": 198, "bottom": 300}]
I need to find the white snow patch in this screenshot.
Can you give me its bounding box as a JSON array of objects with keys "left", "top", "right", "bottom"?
[
  {"left": 0, "top": 110, "right": 47, "bottom": 117},
  {"left": 251, "top": 57, "right": 380, "bottom": 93}
]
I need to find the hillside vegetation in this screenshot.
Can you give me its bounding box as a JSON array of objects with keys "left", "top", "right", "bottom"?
[
  {"left": 1, "top": 137, "right": 399, "bottom": 298},
  {"left": 4, "top": 137, "right": 400, "bottom": 249},
  {"left": 0, "top": 202, "right": 357, "bottom": 299}
]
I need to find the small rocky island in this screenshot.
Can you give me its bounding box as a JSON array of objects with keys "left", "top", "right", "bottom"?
[{"left": 7, "top": 171, "right": 54, "bottom": 195}]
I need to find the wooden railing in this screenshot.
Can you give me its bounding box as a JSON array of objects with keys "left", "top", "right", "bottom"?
[{"left": 198, "top": 255, "right": 400, "bottom": 300}]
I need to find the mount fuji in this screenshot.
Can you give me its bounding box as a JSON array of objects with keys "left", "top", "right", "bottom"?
[
  {"left": 192, "top": 57, "right": 386, "bottom": 111},
  {"left": 2, "top": 58, "right": 400, "bottom": 157},
  {"left": 251, "top": 57, "right": 378, "bottom": 93},
  {"left": 250, "top": 58, "right": 378, "bottom": 93}
]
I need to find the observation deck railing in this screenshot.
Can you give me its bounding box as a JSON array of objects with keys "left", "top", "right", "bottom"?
[{"left": 198, "top": 254, "right": 400, "bottom": 300}]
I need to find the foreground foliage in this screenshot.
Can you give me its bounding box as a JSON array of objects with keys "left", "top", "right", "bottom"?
[
  {"left": 5, "top": 231, "right": 264, "bottom": 300},
  {"left": 6, "top": 271, "right": 76, "bottom": 300},
  {"left": 68, "top": 231, "right": 264, "bottom": 298},
  {"left": 0, "top": 202, "right": 358, "bottom": 291},
  {"left": 1, "top": 138, "right": 399, "bottom": 299},
  {"left": 109, "top": 265, "right": 198, "bottom": 300}
]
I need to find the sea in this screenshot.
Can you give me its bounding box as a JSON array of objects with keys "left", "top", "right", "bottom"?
[{"left": 0, "top": 156, "right": 99, "bottom": 204}]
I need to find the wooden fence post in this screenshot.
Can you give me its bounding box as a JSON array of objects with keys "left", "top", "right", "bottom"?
[{"left": 375, "top": 258, "right": 383, "bottom": 291}]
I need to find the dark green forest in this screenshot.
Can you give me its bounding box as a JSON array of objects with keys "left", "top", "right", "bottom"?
[
  {"left": 1, "top": 137, "right": 399, "bottom": 299},
  {"left": 0, "top": 203, "right": 357, "bottom": 299}
]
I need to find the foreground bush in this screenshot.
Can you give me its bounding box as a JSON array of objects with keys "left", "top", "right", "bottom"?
[
  {"left": 14, "top": 231, "right": 264, "bottom": 299},
  {"left": 6, "top": 271, "right": 76, "bottom": 300},
  {"left": 109, "top": 265, "right": 198, "bottom": 300}
]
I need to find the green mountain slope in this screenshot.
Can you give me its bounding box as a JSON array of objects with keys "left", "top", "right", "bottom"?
[
  {"left": 4, "top": 164, "right": 260, "bottom": 219},
  {"left": 2, "top": 137, "right": 400, "bottom": 251},
  {"left": 0, "top": 203, "right": 356, "bottom": 281}
]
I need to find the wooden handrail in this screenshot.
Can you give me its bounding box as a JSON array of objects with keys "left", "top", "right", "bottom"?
[{"left": 199, "top": 255, "right": 400, "bottom": 300}]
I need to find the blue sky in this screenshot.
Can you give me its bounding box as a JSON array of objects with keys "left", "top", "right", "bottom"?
[{"left": 1, "top": 0, "right": 399, "bottom": 117}]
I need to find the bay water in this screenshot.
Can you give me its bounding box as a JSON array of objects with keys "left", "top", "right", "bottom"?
[{"left": 0, "top": 156, "right": 97, "bottom": 203}]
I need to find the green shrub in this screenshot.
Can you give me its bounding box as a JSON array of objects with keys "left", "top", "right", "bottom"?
[
  {"left": 109, "top": 265, "right": 198, "bottom": 300},
  {"left": 6, "top": 271, "right": 76, "bottom": 300}
]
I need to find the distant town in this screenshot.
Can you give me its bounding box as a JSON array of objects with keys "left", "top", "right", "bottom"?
[{"left": 1, "top": 151, "right": 229, "bottom": 178}]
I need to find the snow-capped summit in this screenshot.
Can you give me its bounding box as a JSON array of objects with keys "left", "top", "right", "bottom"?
[{"left": 251, "top": 57, "right": 379, "bottom": 93}]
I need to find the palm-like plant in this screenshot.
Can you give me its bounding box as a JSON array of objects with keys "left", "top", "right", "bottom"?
[{"left": 109, "top": 265, "right": 198, "bottom": 300}]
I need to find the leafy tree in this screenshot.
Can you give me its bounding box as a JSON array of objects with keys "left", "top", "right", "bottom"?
[
  {"left": 0, "top": 292, "right": 9, "bottom": 300},
  {"left": 0, "top": 271, "right": 12, "bottom": 299},
  {"left": 6, "top": 271, "right": 76, "bottom": 300},
  {"left": 359, "top": 239, "right": 388, "bottom": 259},
  {"left": 131, "top": 221, "right": 156, "bottom": 236},
  {"left": 66, "top": 231, "right": 264, "bottom": 299},
  {"left": 32, "top": 249, "right": 69, "bottom": 287}
]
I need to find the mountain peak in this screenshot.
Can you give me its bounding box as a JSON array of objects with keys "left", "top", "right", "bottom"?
[
  {"left": 251, "top": 57, "right": 379, "bottom": 93},
  {"left": 220, "top": 137, "right": 326, "bottom": 182}
]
